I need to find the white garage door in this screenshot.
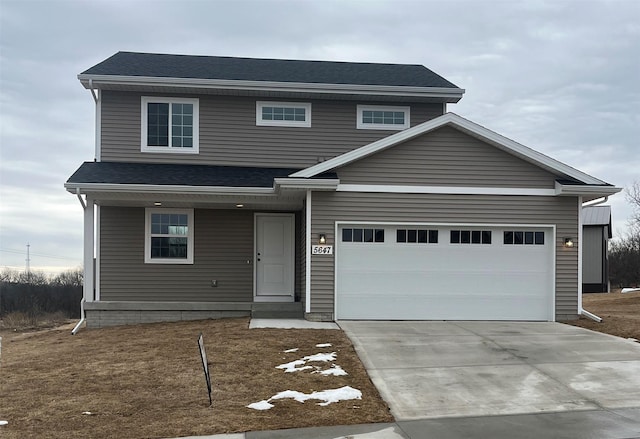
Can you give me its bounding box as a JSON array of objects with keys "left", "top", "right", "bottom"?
[{"left": 336, "top": 224, "right": 554, "bottom": 321}]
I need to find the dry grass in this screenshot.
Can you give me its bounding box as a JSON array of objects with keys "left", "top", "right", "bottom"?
[
  {"left": 0, "top": 318, "right": 392, "bottom": 439},
  {"left": 0, "top": 311, "right": 71, "bottom": 332},
  {"left": 567, "top": 289, "right": 640, "bottom": 340}
]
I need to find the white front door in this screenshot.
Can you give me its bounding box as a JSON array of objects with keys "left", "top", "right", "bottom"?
[{"left": 255, "top": 213, "right": 295, "bottom": 302}]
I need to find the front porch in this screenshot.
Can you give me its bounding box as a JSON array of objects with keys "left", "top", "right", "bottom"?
[
  {"left": 65, "top": 161, "right": 339, "bottom": 329},
  {"left": 84, "top": 301, "right": 304, "bottom": 328}
]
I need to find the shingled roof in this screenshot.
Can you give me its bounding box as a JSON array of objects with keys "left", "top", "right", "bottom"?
[
  {"left": 80, "top": 51, "right": 460, "bottom": 89},
  {"left": 66, "top": 161, "right": 335, "bottom": 188}
]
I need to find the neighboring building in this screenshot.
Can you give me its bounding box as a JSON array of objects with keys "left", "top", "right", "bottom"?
[
  {"left": 65, "top": 52, "right": 621, "bottom": 328},
  {"left": 582, "top": 206, "right": 612, "bottom": 293}
]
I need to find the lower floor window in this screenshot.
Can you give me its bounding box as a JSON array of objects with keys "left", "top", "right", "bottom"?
[{"left": 145, "top": 208, "right": 194, "bottom": 264}]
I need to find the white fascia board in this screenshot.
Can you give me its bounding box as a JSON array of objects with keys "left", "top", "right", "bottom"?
[
  {"left": 337, "top": 184, "right": 556, "bottom": 196},
  {"left": 275, "top": 178, "right": 339, "bottom": 191},
  {"left": 555, "top": 181, "right": 622, "bottom": 196},
  {"left": 292, "top": 113, "right": 610, "bottom": 186},
  {"left": 77, "top": 74, "right": 465, "bottom": 100},
  {"left": 64, "top": 182, "right": 275, "bottom": 196}
]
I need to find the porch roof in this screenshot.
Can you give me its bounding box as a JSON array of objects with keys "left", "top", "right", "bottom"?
[{"left": 66, "top": 161, "right": 332, "bottom": 187}]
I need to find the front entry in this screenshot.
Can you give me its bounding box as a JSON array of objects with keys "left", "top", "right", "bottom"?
[{"left": 255, "top": 213, "right": 295, "bottom": 302}]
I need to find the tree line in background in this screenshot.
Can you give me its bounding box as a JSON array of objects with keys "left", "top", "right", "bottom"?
[
  {"left": 0, "top": 268, "right": 83, "bottom": 319},
  {"left": 609, "top": 181, "right": 640, "bottom": 288}
]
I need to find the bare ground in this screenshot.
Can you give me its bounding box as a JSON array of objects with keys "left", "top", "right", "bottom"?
[
  {"left": 0, "top": 318, "right": 392, "bottom": 439},
  {"left": 566, "top": 289, "right": 640, "bottom": 340}
]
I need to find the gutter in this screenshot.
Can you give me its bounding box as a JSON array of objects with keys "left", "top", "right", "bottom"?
[{"left": 582, "top": 196, "right": 609, "bottom": 207}]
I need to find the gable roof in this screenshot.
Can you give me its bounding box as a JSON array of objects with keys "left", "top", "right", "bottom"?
[
  {"left": 78, "top": 52, "right": 465, "bottom": 101},
  {"left": 291, "top": 112, "right": 616, "bottom": 189}
]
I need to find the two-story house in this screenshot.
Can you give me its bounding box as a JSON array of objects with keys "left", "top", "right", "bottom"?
[{"left": 66, "top": 51, "right": 620, "bottom": 329}]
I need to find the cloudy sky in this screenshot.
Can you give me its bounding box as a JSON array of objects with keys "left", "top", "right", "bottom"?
[{"left": 1, "top": 0, "right": 638, "bottom": 274}]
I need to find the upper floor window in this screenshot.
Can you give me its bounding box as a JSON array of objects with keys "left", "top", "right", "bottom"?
[
  {"left": 141, "top": 97, "right": 199, "bottom": 153},
  {"left": 256, "top": 101, "right": 311, "bottom": 127},
  {"left": 357, "top": 105, "right": 410, "bottom": 130}
]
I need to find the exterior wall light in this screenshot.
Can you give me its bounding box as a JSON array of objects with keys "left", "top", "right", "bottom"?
[
  {"left": 154, "top": 202, "right": 162, "bottom": 206},
  {"left": 564, "top": 238, "right": 574, "bottom": 248},
  {"left": 319, "top": 234, "right": 327, "bottom": 244}
]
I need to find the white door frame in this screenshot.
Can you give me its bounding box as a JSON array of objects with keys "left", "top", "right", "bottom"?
[{"left": 254, "top": 213, "right": 295, "bottom": 302}]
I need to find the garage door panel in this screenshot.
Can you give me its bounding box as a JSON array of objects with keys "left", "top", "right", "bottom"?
[{"left": 336, "top": 225, "right": 554, "bottom": 321}]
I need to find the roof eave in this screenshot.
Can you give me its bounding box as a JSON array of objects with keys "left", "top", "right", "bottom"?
[
  {"left": 77, "top": 74, "right": 465, "bottom": 101},
  {"left": 65, "top": 182, "right": 276, "bottom": 196},
  {"left": 555, "top": 181, "right": 622, "bottom": 197}
]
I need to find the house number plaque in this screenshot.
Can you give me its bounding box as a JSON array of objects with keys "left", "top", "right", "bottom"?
[{"left": 312, "top": 245, "right": 333, "bottom": 255}]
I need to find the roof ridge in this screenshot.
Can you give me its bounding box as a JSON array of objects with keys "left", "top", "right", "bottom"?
[{"left": 113, "top": 51, "right": 426, "bottom": 68}]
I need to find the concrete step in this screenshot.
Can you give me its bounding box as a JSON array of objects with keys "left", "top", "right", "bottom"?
[{"left": 251, "top": 302, "right": 304, "bottom": 319}]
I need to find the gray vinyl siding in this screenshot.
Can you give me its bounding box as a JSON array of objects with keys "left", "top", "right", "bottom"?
[
  {"left": 99, "top": 91, "right": 444, "bottom": 167},
  {"left": 309, "top": 192, "right": 579, "bottom": 318},
  {"left": 100, "top": 207, "right": 256, "bottom": 301},
  {"left": 582, "top": 226, "right": 603, "bottom": 284},
  {"left": 338, "top": 126, "right": 557, "bottom": 188}
]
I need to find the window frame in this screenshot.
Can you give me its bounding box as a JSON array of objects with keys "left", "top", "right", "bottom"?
[
  {"left": 144, "top": 208, "right": 194, "bottom": 264},
  {"left": 256, "top": 101, "right": 312, "bottom": 127},
  {"left": 356, "top": 105, "right": 410, "bottom": 130},
  {"left": 141, "top": 97, "right": 200, "bottom": 154}
]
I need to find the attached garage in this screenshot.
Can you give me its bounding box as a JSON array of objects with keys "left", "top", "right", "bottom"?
[{"left": 335, "top": 223, "right": 555, "bottom": 321}]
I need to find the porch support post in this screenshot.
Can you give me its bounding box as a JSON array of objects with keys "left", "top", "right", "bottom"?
[
  {"left": 305, "top": 190, "right": 312, "bottom": 314},
  {"left": 84, "top": 197, "right": 95, "bottom": 302}
]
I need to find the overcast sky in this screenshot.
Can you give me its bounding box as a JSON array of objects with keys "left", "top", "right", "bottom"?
[{"left": 1, "top": 0, "right": 639, "bottom": 274}]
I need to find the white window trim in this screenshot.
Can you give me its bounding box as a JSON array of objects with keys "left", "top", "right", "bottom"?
[
  {"left": 356, "top": 105, "right": 410, "bottom": 130},
  {"left": 141, "top": 97, "right": 199, "bottom": 153},
  {"left": 256, "top": 101, "right": 311, "bottom": 127},
  {"left": 144, "top": 208, "right": 194, "bottom": 264}
]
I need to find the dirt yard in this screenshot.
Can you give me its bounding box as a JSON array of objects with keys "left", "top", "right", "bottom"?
[
  {"left": 0, "top": 318, "right": 392, "bottom": 439},
  {"left": 567, "top": 289, "right": 640, "bottom": 340}
]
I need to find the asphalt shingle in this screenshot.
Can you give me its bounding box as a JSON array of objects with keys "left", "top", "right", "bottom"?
[
  {"left": 66, "top": 161, "right": 335, "bottom": 187},
  {"left": 81, "top": 51, "right": 460, "bottom": 89}
]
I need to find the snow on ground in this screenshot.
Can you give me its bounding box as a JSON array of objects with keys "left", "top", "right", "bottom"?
[
  {"left": 315, "top": 364, "right": 348, "bottom": 376},
  {"left": 0, "top": 421, "right": 8, "bottom": 426},
  {"left": 246, "top": 400, "right": 274, "bottom": 410},
  {"left": 276, "top": 359, "right": 314, "bottom": 373},
  {"left": 303, "top": 352, "right": 336, "bottom": 362},
  {"left": 247, "top": 386, "right": 362, "bottom": 410},
  {"left": 621, "top": 288, "right": 640, "bottom": 293},
  {"left": 248, "top": 344, "right": 358, "bottom": 410},
  {"left": 283, "top": 348, "right": 299, "bottom": 353}
]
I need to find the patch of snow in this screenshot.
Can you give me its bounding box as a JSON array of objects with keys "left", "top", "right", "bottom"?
[
  {"left": 0, "top": 421, "right": 7, "bottom": 426},
  {"left": 303, "top": 352, "right": 336, "bottom": 362},
  {"left": 247, "top": 400, "right": 274, "bottom": 410},
  {"left": 621, "top": 288, "right": 640, "bottom": 293},
  {"left": 315, "top": 343, "right": 332, "bottom": 347},
  {"left": 276, "top": 359, "right": 314, "bottom": 373},
  {"left": 283, "top": 348, "right": 299, "bottom": 353},
  {"left": 270, "top": 386, "right": 362, "bottom": 407},
  {"left": 316, "top": 365, "right": 348, "bottom": 376},
  {"left": 81, "top": 411, "right": 94, "bottom": 415}
]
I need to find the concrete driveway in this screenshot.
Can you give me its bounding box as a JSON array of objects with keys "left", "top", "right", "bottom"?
[{"left": 340, "top": 321, "right": 640, "bottom": 423}]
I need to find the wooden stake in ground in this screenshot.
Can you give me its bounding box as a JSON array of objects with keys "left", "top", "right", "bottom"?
[{"left": 198, "top": 333, "right": 212, "bottom": 406}]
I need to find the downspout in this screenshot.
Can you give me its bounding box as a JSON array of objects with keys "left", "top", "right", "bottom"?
[
  {"left": 72, "top": 189, "right": 87, "bottom": 334},
  {"left": 305, "top": 190, "right": 312, "bottom": 315},
  {"left": 578, "top": 196, "right": 603, "bottom": 322}
]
